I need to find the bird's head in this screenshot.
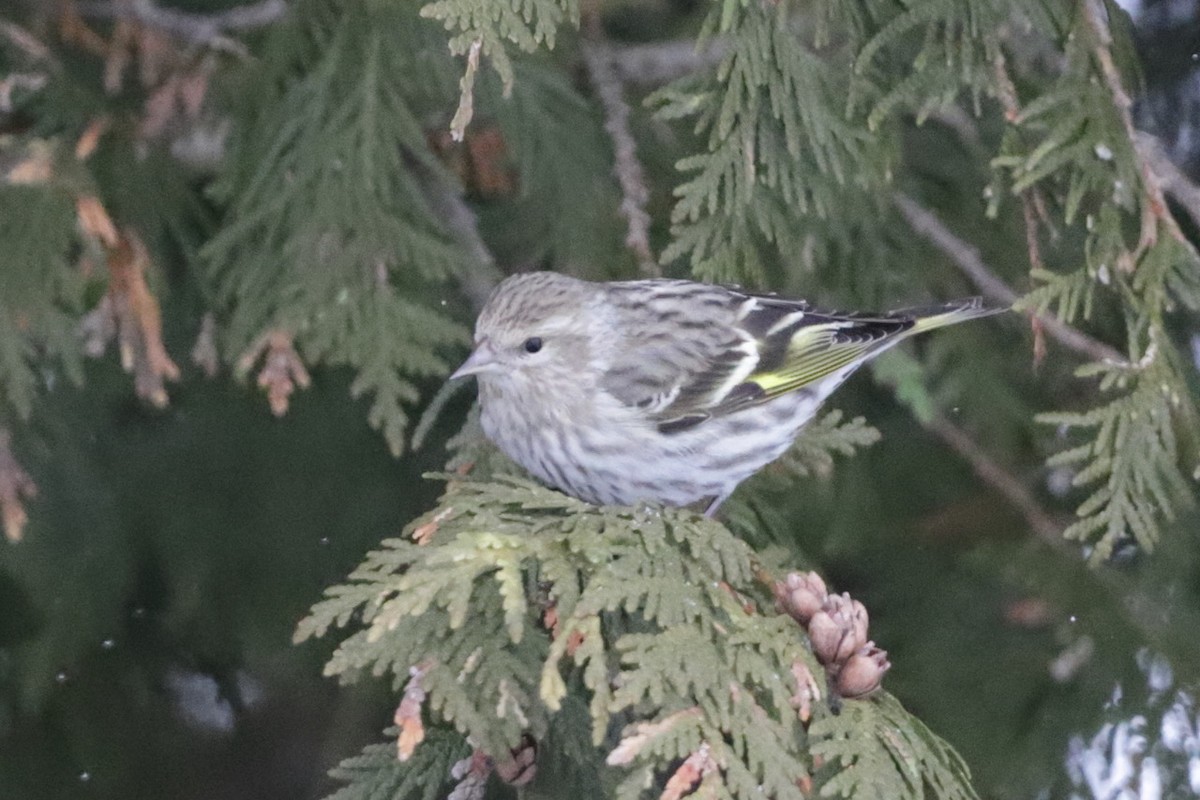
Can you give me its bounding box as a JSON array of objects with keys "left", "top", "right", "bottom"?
[{"left": 451, "top": 272, "right": 600, "bottom": 392}]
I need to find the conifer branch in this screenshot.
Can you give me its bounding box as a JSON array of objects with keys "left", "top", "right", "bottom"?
[
  {"left": 892, "top": 192, "right": 1125, "bottom": 364},
  {"left": 304, "top": 472, "right": 978, "bottom": 799},
  {"left": 992, "top": 49, "right": 1054, "bottom": 363},
  {"left": 1081, "top": 0, "right": 1181, "bottom": 259},
  {"left": 1079, "top": 0, "right": 1135, "bottom": 151},
  {"left": 1134, "top": 131, "right": 1200, "bottom": 235},
  {"left": 200, "top": 11, "right": 473, "bottom": 453},
  {"left": 421, "top": 0, "right": 580, "bottom": 138},
  {"left": 582, "top": 34, "right": 658, "bottom": 276},
  {"left": 658, "top": 2, "right": 875, "bottom": 282}
]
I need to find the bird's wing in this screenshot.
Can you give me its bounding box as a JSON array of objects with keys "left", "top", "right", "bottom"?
[
  {"left": 602, "top": 289, "right": 993, "bottom": 434},
  {"left": 599, "top": 284, "right": 764, "bottom": 426}
]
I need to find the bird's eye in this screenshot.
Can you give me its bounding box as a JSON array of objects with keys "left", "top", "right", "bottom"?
[{"left": 523, "top": 337, "right": 543, "bottom": 354}]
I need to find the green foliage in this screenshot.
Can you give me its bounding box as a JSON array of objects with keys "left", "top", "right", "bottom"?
[
  {"left": 989, "top": 10, "right": 1138, "bottom": 225},
  {"left": 203, "top": 2, "right": 472, "bottom": 455},
  {"left": 978, "top": 5, "right": 1200, "bottom": 559},
  {"left": 420, "top": 0, "right": 579, "bottom": 94},
  {"left": 201, "top": 0, "right": 624, "bottom": 453},
  {"left": 658, "top": 0, "right": 1200, "bottom": 558},
  {"left": 655, "top": 0, "right": 890, "bottom": 285},
  {"left": 1040, "top": 342, "right": 1196, "bottom": 563},
  {"left": 0, "top": 181, "right": 87, "bottom": 420},
  {"left": 325, "top": 728, "right": 469, "bottom": 800},
  {"left": 776, "top": 410, "right": 881, "bottom": 479},
  {"left": 7, "top": 0, "right": 1200, "bottom": 796},
  {"left": 871, "top": 350, "right": 938, "bottom": 425},
  {"left": 478, "top": 59, "right": 631, "bottom": 272},
  {"left": 811, "top": 694, "right": 976, "bottom": 800},
  {"left": 847, "top": 0, "right": 1015, "bottom": 130},
  {"left": 300, "top": 457, "right": 976, "bottom": 799},
  {"left": 996, "top": 15, "right": 1200, "bottom": 558}
]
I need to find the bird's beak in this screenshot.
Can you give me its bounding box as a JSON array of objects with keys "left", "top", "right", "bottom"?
[{"left": 451, "top": 338, "right": 499, "bottom": 380}]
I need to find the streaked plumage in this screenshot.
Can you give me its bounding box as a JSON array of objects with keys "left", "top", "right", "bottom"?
[{"left": 452, "top": 272, "right": 999, "bottom": 515}]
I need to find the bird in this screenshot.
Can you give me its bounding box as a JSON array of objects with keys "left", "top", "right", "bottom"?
[{"left": 451, "top": 272, "right": 1000, "bottom": 516}]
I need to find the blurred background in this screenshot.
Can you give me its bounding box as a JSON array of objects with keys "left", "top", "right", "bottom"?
[{"left": 2, "top": 0, "right": 1200, "bottom": 798}]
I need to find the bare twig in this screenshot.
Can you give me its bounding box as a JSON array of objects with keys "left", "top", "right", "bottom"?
[
  {"left": 1018, "top": 196, "right": 1046, "bottom": 275},
  {"left": 893, "top": 192, "right": 1125, "bottom": 364},
  {"left": 991, "top": 48, "right": 1021, "bottom": 124},
  {"left": 1020, "top": 197, "right": 1049, "bottom": 365},
  {"left": 925, "top": 413, "right": 1062, "bottom": 544},
  {"left": 0, "top": 22, "right": 56, "bottom": 110},
  {"left": 991, "top": 50, "right": 1059, "bottom": 259},
  {"left": 448, "top": 38, "right": 482, "bottom": 143},
  {"left": 72, "top": 0, "right": 287, "bottom": 51},
  {"left": 73, "top": 0, "right": 288, "bottom": 32},
  {"left": 582, "top": 36, "right": 659, "bottom": 277},
  {"left": 1134, "top": 131, "right": 1200, "bottom": 234}
]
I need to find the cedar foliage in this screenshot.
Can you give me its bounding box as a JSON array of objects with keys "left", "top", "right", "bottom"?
[
  {"left": 202, "top": 1, "right": 475, "bottom": 454},
  {"left": 3, "top": 0, "right": 1200, "bottom": 797},
  {"left": 296, "top": 420, "right": 973, "bottom": 800}
]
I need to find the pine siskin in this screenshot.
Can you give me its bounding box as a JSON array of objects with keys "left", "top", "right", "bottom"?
[{"left": 452, "top": 272, "right": 1000, "bottom": 515}]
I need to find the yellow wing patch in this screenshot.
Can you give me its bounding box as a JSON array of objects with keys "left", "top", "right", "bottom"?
[{"left": 749, "top": 325, "right": 873, "bottom": 398}]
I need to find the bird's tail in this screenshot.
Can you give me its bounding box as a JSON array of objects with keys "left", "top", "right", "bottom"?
[{"left": 902, "top": 297, "right": 1008, "bottom": 334}]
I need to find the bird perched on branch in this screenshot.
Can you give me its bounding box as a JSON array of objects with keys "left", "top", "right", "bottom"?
[{"left": 452, "top": 272, "right": 1000, "bottom": 516}]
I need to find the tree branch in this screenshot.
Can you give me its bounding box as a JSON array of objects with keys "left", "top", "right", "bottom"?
[
  {"left": 892, "top": 192, "right": 1126, "bottom": 364},
  {"left": 924, "top": 413, "right": 1063, "bottom": 545},
  {"left": 582, "top": 37, "right": 659, "bottom": 277},
  {"left": 1081, "top": 0, "right": 1188, "bottom": 263},
  {"left": 409, "top": 155, "right": 503, "bottom": 314},
  {"left": 1134, "top": 131, "right": 1200, "bottom": 234},
  {"left": 71, "top": 0, "right": 287, "bottom": 50},
  {"left": 608, "top": 39, "right": 727, "bottom": 87}
]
